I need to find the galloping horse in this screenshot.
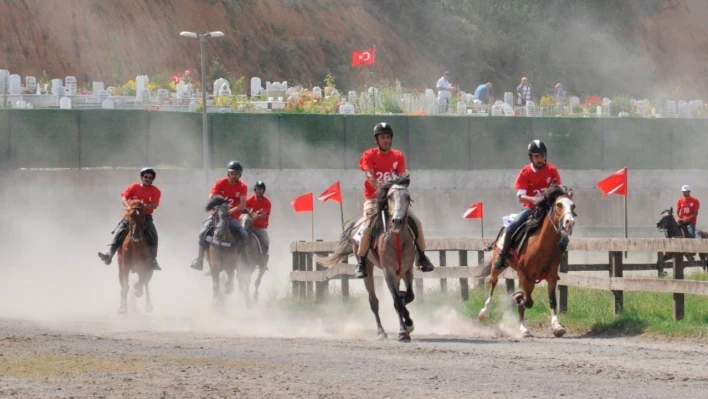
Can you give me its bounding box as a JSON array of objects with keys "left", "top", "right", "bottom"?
[
  {"left": 318, "top": 175, "right": 417, "bottom": 342},
  {"left": 117, "top": 199, "right": 154, "bottom": 314},
  {"left": 656, "top": 207, "right": 708, "bottom": 272},
  {"left": 476, "top": 185, "right": 575, "bottom": 338},
  {"left": 204, "top": 196, "right": 239, "bottom": 302},
  {"left": 235, "top": 209, "right": 268, "bottom": 305}
]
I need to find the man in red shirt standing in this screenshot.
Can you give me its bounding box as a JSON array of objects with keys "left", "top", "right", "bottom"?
[
  {"left": 98, "top": 167, "right": 162, "bottom": 271},
  {"left": 494, "top": 140, "right": 563, "bottom": 271},
  {"left": 246, "top": 181, "right": 271, "bottom": 270},
  {"left": 676, "top": 185, "right": 700, "bottom": 238},
  {"left": 190, "top": 161, "right": 250, "bottom": 271},
  {"left": 354, "top": 122, "right": 435, "bottom": 278}
]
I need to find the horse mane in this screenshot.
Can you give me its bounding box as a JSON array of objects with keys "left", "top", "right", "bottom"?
[
  {"left": 205, "top": 195, "right": 227, "bottom": 212},
  {"left": 370, "top": 174, "right": 411, "bottom": 239},
  {"left": 526, "top": 184, "right": 570, "bottom": 230}
]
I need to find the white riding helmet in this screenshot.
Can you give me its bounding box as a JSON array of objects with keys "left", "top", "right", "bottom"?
[{"left": 681, "top": 185, "right": 691, "bottom": 192}]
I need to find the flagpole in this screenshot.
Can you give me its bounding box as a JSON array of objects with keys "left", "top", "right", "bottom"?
[
  {"left": 481, "top": 207, "right": 485, "bottom": 239},
  {"left": 311, "top": 206, "right": 315, "bottom": 243},
  {"left": 624, "top": 179, "right": 628, "bottom": 259},
  {"left": 339, "top": 201, "right": 345, "bottom": 230},
  {"left": 372, "top": 44, "right": 376, "bottom": 115}
]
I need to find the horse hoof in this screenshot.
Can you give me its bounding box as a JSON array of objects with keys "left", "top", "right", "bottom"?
[
  {"left": 377, "top": 332, "right": 388, "bottom": 341},
  {"left": 405, "top": 320, "right": 415, "bottom": 333},
  {"left": 553, "top": 325, "right": 566, "bottom": 338},
  {"left": 512, "top": 292, "right": 524, "bottom": 305},
  {"left": 398, "top": 332, "right": 411, "bottom": 342},
  {"left": 478, "top": 309, "right": 489, "bottom": 322},
  {"left": 225, "top": 284, "right": 234, "bottom": 295},
  {"left": 521, "top": 330, "right": 533, "bottom": 338},
  {"left": 146, "top": 304, "right": 153, "bottom": 314},
  {"left": 118, "top": 306, "right": 127, "bottom": 315}
]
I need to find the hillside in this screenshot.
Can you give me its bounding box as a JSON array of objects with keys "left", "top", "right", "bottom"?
[{"left": 0, "top": 0, "right": 706, "bottom": 98}]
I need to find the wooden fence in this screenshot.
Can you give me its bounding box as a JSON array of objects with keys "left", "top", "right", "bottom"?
[{"left": 290, "top": 238, "right": 708, "bottom": 321}]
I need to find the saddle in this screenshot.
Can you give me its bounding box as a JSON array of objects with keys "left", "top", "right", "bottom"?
[
  {"left": 205, "top": 224, "right": 243, "bottom": 249},
  {"left": 488, "top": 207, "right": 546, "bottom": 255}
]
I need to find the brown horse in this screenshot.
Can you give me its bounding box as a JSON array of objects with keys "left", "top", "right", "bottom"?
[
  {"left": 117, "top": 199, "right": 153, "bottom": 315},
  {"left": 476, "top": 185, "right": 575, "bottom": 338},
  {"left": 235, "top": 209, "right": 268, "bottom": 305},
  {"left": 318, "top": 175, "right": 417, "bottom": 342},
  {"left": 656, "top": 207, "right": 708, "bottom": 272},
  {"left": 205, "top": 196, "right": 239, "bottom": 304}
]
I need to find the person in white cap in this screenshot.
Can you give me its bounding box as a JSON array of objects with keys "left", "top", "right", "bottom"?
[{"left": 676, "top": 185, "right": 700, "bottom": 238}]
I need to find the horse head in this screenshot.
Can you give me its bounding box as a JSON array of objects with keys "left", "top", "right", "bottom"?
[
  {"left": 539, "top": 184, "right": 576, "bottom": 236},
  {"left": 376, "top": 174, "right": 412, "bottom": 233},
  {"left": 125, "top": 199, "right": 146, "bottom": 242},
  {"left": 206, "top": 195, "right": 233, "bottom": 243},
  {"left": 240, "top": 209, "right": 254, "bottom": 233},
  {"left": 657, "top": 207, "right": 680, "bottom": 237}
]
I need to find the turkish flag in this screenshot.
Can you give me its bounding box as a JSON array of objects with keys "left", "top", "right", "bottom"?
[
  {"left": 351, "top": 47, "right": 375, "bottom": 67},
  {"left": 596, "top": 167, "right": 628, "bottom": 197},
  {"left": 463, "top": 202, "right": 484, "bottom": 219},
  {"left": 292, "top": 192, "right": 314, "bottom": 213},
  {"left": 318, "top": 181, "right": 342, "bottom": 203}
]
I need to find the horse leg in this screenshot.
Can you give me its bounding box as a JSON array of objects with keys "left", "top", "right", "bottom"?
[
  {"left": 516, "top": 275, "right": 535, "bottom": 338},
  {"left": 478, "top": 262, "right": 500, "bottom": 322},
  {"left": 225, "top": 266, "right": 235, "bottom": 295},
  {"left": 118, "top": 264, "right": 129, "bottom": 315},
  {"left": 253, "top": 264, "right": 267, "bottom": 303},
  {"left": 145, "top": 277, "right": 153, "bottom": 314},
  {"left": 210, "top": 250, "right": 222, "bottom": 301},
  {"left": 547, "top": 274, "right": 565, "bottom": 337},
  {"left": 363, "top": 264, "right": 386, "bottom": 340},
  {"left": 384, "top": 271, "right": 409, "bottom": 342},
  {"left": 401, "top": 270, "right": 415, "bottom": 333}
]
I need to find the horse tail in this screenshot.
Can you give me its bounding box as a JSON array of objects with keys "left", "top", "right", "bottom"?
[
  {"left": 315, "top": 218, "right": 358, "bottom": 268},
  {"left": 473, "top": 260, "right": 492, "bottom": 280}
]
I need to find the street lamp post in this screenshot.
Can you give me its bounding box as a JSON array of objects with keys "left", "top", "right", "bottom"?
[{"left": 180, "top": 30, "right": 224, "bottom": 184}]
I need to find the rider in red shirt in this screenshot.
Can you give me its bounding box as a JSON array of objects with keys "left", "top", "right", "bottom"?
[
  {"left": 98, "top": 167, "right": 162, "bottom": 270},
  {"left": 354, "top": 122, "right": 435, "bottom": 278},
  {"left": 246, "top": 181, "right": 271, "bottom": 270},
  {"left": 190, "top": 161, "right": 250, "bottom": 271},
  {"left": 494, "top": 140, "right": 564, "bottom": 270},
  {"left": 676, "top": 185, "right": 700, "bottom": 238}
]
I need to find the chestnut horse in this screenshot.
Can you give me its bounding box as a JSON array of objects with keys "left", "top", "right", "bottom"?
[
  {"left": 318, "top": 175, "right": 417, "bottom": 342},
  {"left": 476, "top": 185, "right": 575, "bottom": 338},
  {"left": 117, "top": 199, "right": 154, "bottom": 314}
]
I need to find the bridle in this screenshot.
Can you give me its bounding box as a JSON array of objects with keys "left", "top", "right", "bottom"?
[
  {"left": 548, "top": 195, "right": 575, "bottom": 234},
  {"left": 127, "top": 205, "right": 146, "bottom": 242}
]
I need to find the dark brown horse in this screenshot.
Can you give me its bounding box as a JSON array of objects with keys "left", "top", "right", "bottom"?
[
  {"left": 656, "top": 207, "right": 708, "bottom": 272},
  {"left": 117, "top": 199, "right": 153, "bottom": 315},
  {"left": 205, "top": 196, "right": 239, "bottom": 304},
  {"left": 476, "top": 185, "right": 575, "bottom": 338},
  {"left": 235, "top": 209, "right": 268, "bottom": 305},
  {"left": 318, "top": 175, "right": 417, "bottom": 342}
]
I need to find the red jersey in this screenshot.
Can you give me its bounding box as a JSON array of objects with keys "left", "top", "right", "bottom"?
[
  {"left": 676, "top": 196, "right": 700, "bottom": 223},
  {"left": 210, "top": 178, "right": 248, "bottom": 219},
  {"left": 122, "top": 183, "right": 161, "bottom": 215},
  {"left": 246, "top": 195, "right": 272, "bottom": 229},
  {"left": 359, "top": 148, "right": 406, "bottom": 200},
  {"left": 515, "top": 163, "right": 562, "bottom": 210}
]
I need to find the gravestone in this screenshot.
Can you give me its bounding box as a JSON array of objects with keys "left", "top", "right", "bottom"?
[
  {"left": 569, "top": 96, "right": 580, "bottom": 112},
  {"left": 51, "top": 78, "right": 63, "bottom": 94},
  {"left": 98, "top": 90, "right": 109, "bottom": 103},
  {"left": 502, "top": 103, "right": 515, "bottom": 116},
  {"left": 60, "top": 97, "right": 72, "bottom": 109},
  {"left": 101, "top": 99, "right": 115, "bottom": 109},
  {"left": 0, "top": 70, "right": 8, "bottom": 93},
  {"left": 525, "top": 101, "right": 537, "bottom": 117},
  {"left": 189, "top": 100, "right": 198, "bottom": 112},
  {"left": 25, "top": 76, "right": 36, "bottom": 92},
  {"left": 65, "top": 76, "right": 77, "bottom": 96},
  {"left": 339, "top": 102, "right": 355, "bottom": 114},
  {"left": 93, "top": 81, "right": 104, "bottom": 96},
  {"left": 456, "top": 101, "right": 467, "bottom": 114},
  {"left": 9, "top": 74, "right": 21, "bottom": 95},
  {"left": 157, "top": 89, "right": 169, "bottom": 104},
  {"left": 250, "top": 77, "right": 262, "bottom": 97},
  {"left": 504, "top": 92, "right": 513, "bottom": 105},
  {"left": 312, "top": 86, "right": 322, "bottom": 99}
]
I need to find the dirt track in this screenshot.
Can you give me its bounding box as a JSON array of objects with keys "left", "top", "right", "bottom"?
[{"left": 2, "top": 316, "right": 708, "bottom": 399}]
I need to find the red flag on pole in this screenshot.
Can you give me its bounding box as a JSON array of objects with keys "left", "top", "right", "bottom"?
[
  {"left": 318, "top": 181, "right": 342, "bottom": 203},
  {"left": 351, "top": 47, "right": 375, "bottom": 67},
  {"left": 463, "top": 202, "right": 484, "bottom": 219},
  {"left": 292, "top": 192, "right": 313, "bottom": 213},
  {"left": 596, "top": 167, "right": 628, "bottom": 197}
]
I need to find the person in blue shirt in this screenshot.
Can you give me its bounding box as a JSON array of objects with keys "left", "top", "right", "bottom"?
[{"left": 474, "top": 82, "right": 493, "bottom": 104}]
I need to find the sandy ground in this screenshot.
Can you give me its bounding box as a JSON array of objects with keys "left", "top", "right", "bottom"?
[{"left": 2, "top": 305, "right": 708, "bottom": 399}]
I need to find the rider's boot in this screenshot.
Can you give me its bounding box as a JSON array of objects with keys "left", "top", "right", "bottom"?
[
  {"left": 190, "top": 244, "right": 207, "bottom": 271},
  {"left": 355, "top": 257, "right": 368, "bottom": 279},
  {"left": 98, "top": 246, "right": 117, "bottom": 265},
  {"left": 418, "top": 250, "right": 435, "bottom": 272},
  {"left": 149, "top": 244, "right": 161, "bottom": 271},
  {"left": 494, "top": 238, "right": 511, "bottom": 271}
]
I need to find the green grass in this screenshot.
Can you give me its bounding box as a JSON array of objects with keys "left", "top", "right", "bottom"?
[{"left": 275, "top": 271, "right": 708, "bottom": 339}]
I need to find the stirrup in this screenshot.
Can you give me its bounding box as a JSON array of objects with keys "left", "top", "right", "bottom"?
[
  {"left": 190, "top": 258, "right": 203, "bottom": 271},
  {"left": 98, "top": 252, "right": 113, "bottom": 266}
]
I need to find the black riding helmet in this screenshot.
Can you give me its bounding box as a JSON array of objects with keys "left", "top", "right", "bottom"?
[
  {"left": 527, "top": 140, "right": 547, "bottom": 157},
  {"left": 254, "top": 181, "right": 266, "bottom": 191},
  {"left": 373, "top": 122, "right": 394, "bottom": 140},
  {"left": 140, "top": 167, "right": 156, "bottom": 178},
  {"left": 227, "top": 160, "right": 243, "bottom": 172}
]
